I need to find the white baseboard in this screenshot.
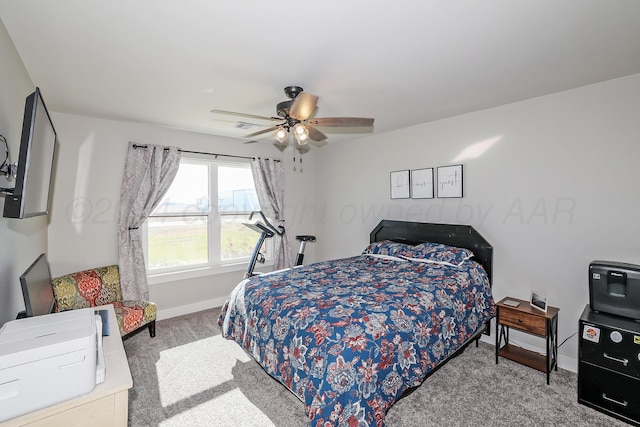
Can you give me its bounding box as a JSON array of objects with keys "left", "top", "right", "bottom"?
[{"left": 157, "top": 297, "right": 228, "bottom": 321}]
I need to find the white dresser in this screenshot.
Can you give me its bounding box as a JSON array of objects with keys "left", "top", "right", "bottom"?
[{"left": 0, "top": 305, "right": 132, "bottom": 427}]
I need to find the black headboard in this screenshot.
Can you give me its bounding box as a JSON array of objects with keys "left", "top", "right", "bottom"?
[{"left": 370, "top": 220, "right": 493, "bottom": 284}]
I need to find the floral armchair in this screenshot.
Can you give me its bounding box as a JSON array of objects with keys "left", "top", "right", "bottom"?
[{"left": 51, "top": 264, "right": 156, "bottom": 338}]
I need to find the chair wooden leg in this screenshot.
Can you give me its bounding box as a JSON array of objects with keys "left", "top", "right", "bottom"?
[{"left": 148, "top": 320, "right": 156, "bottom": 338}]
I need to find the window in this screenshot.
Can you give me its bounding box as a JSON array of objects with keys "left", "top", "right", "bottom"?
[{"left": 144, "top": 155, "right": 269, "bottom": 277}]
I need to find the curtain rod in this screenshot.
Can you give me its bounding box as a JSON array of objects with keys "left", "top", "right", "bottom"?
[{"left": 132, "top": 144, "right": 280, "bottom": 162}]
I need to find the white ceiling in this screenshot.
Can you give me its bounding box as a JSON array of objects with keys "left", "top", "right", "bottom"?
[{"left": 1, "top": 0, "right": 640, "bottom": 145}]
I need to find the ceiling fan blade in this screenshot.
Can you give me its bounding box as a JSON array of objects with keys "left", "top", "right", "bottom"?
[
  {"left": 289, "top": 92, "right": 318, "bottom": 120},
  {"left": 245, "top": 125, "right": 280, "bottom": 138},
  {"left": 305, "top": 117, "right": 374, "bottom": 127},
  {"left": 306, "top": 126, "right": 327, "bottom": 142},
  {"left": 210, "top": 109, "right": 282, "bottom": 124}
]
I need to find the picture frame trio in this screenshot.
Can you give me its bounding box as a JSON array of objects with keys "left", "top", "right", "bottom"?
[{"left": 390, "top": 164, "right": 463, "bottom": 199}]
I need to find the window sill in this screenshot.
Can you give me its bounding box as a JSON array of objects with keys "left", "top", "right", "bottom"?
[{"left": 148, "top": 260, "right": 275, "bottom": 285}]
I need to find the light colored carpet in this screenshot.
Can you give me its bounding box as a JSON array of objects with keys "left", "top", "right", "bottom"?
[{"left": 123, "top": 308, "right": 626, "bottom": 426}]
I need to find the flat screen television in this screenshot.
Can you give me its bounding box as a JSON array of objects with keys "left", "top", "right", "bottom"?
[
  {"left": 20, "top": 253, "right": 55, "bottom": 317},
  {"left": 3, "top": 87, "right": 57, "bottom": 218}
]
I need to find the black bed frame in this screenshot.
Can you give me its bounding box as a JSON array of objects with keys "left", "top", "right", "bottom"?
[
  {"left": 370, "top": 219, "right": 493, "bottom": 284},
  {"left": 370, "top": 220, "right": 495, "bottom": 397}
]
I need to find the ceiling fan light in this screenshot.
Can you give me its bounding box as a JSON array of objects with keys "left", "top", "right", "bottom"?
[
  {"left": 294, "top": 132, "right": 309, "bottom": 145},
  {"left": 274, "top": 127, "right": 288, "bottom": 143},
  {"left": 293, "top": 123, "right": 308, "bottom": 136},
  {"left": 293, "top": 123, "right": 309, "bottom": 145}
]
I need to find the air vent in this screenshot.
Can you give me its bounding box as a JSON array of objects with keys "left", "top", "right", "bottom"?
[{"left": 234, "top": 121, "right": 255, "bottom": 130}]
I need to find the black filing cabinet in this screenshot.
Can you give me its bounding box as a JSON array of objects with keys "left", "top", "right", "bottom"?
[{"left": 578, "top": 305, "right": 640, "bottom": 426}]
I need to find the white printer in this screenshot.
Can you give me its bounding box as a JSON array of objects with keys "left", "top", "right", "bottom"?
[{"left": 0, "top": 308, "right": 105, "bottom": 422}]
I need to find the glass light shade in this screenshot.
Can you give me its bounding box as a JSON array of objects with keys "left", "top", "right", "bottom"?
[
  {"left": 274, "top": 127, "right": 288, "bottom": 143},
  {"left": 293, "top": 124, "right": 309, "bottom": 145},
  {"left": 293, "top": 123, "right": 307, "bottom": 136}
]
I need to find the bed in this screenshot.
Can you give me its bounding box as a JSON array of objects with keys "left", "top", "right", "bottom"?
[{"left": 218, "top": 220, "right": 496, "bottom": 426}]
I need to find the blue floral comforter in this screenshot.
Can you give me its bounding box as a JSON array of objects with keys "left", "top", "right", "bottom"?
[{"left": 218, "top": 254, "right": 495, "bottom": 426}]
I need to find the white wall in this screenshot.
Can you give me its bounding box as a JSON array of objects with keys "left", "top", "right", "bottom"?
[
  {"left": 46, "top": 74, "right": 640, "bottom": 371},
  {"left": 313, "top": 73, "right": 640, "bottom": 371},
  {"left": 0, "top": 19, "right": 47, "bottom": 326},
  {"left": 9, "top": 2, "right": 637, "bottom": 370},
  {"left": 47, "top": 113, "right": 318, "bottom": 319}
]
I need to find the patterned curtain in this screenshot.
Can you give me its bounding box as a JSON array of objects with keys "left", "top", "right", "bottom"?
[
  {"left": 250, "top": 157, "right": 293, "bottom": 270},
  {"left": 118, "top": 143, "right": 181, "bottom": 300}
]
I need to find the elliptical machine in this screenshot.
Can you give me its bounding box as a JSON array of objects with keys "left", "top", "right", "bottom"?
[{"left": 243, "top": 211, "right": 315, "bottom": 278}]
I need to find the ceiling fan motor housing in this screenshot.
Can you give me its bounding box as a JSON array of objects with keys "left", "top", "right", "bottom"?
[
  {"left": 277, "top": 86, "right": 304, "bottom": 118},
  {"left": 283, "top": 86, "right": 303, "bottom": 99},
  {"left": 276, "top": 100, "right": 293, "bottom": 118}
]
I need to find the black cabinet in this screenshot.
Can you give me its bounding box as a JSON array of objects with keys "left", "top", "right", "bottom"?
[{"left": 578, "top": 305, "right": 640, "bottom": 426}]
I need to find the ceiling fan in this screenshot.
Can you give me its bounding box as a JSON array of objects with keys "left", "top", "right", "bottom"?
[{"left": 211, "top": 86, "right": 374, "bottom": 148}]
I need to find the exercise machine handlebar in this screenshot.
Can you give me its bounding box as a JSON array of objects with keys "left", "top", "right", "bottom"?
[{"left": 248, "top": 211, "right": 283, "bottom": 236}]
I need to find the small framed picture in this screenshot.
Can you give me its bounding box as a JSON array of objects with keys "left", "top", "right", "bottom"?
[
  {"left": 390, "top": 170, "right": 410, "bottom": 199},
  {"left": 437, "top": 164, "right": 463, "bottom": 198},
  {"left": 530, "top": 291, "right": 548, "bottom": 313},
  {"left": 410, "top": 168, "right": 434, "bottom": 199}
]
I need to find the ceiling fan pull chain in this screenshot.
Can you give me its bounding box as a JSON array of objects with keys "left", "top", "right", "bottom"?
[{"left": 292, "top": 149, "right": 302, "bottom": 170}]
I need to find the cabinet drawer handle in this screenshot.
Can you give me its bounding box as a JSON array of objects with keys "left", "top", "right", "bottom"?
[
  {"left": 518, "top": 319, "right": 523, "bottom": 323},
  {"left": 603, "top": 353, "right": 629, "bottom": 366},
  {"left": 602, "top": 393, "right": 628, "bottom": 407}
]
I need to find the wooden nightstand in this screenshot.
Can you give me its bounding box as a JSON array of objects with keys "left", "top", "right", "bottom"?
[{"left": 495, "top": 297, "right": 559, "bottom": 384}]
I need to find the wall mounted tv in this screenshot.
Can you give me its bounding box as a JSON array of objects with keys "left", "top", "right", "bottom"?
[{"left": 2, "top": 87, "right": 57, "bottom": 218}]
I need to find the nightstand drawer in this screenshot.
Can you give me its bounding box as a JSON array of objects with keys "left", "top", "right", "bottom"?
[{"left": 499, "top": 307, "right": 546, "bottom": 336}]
